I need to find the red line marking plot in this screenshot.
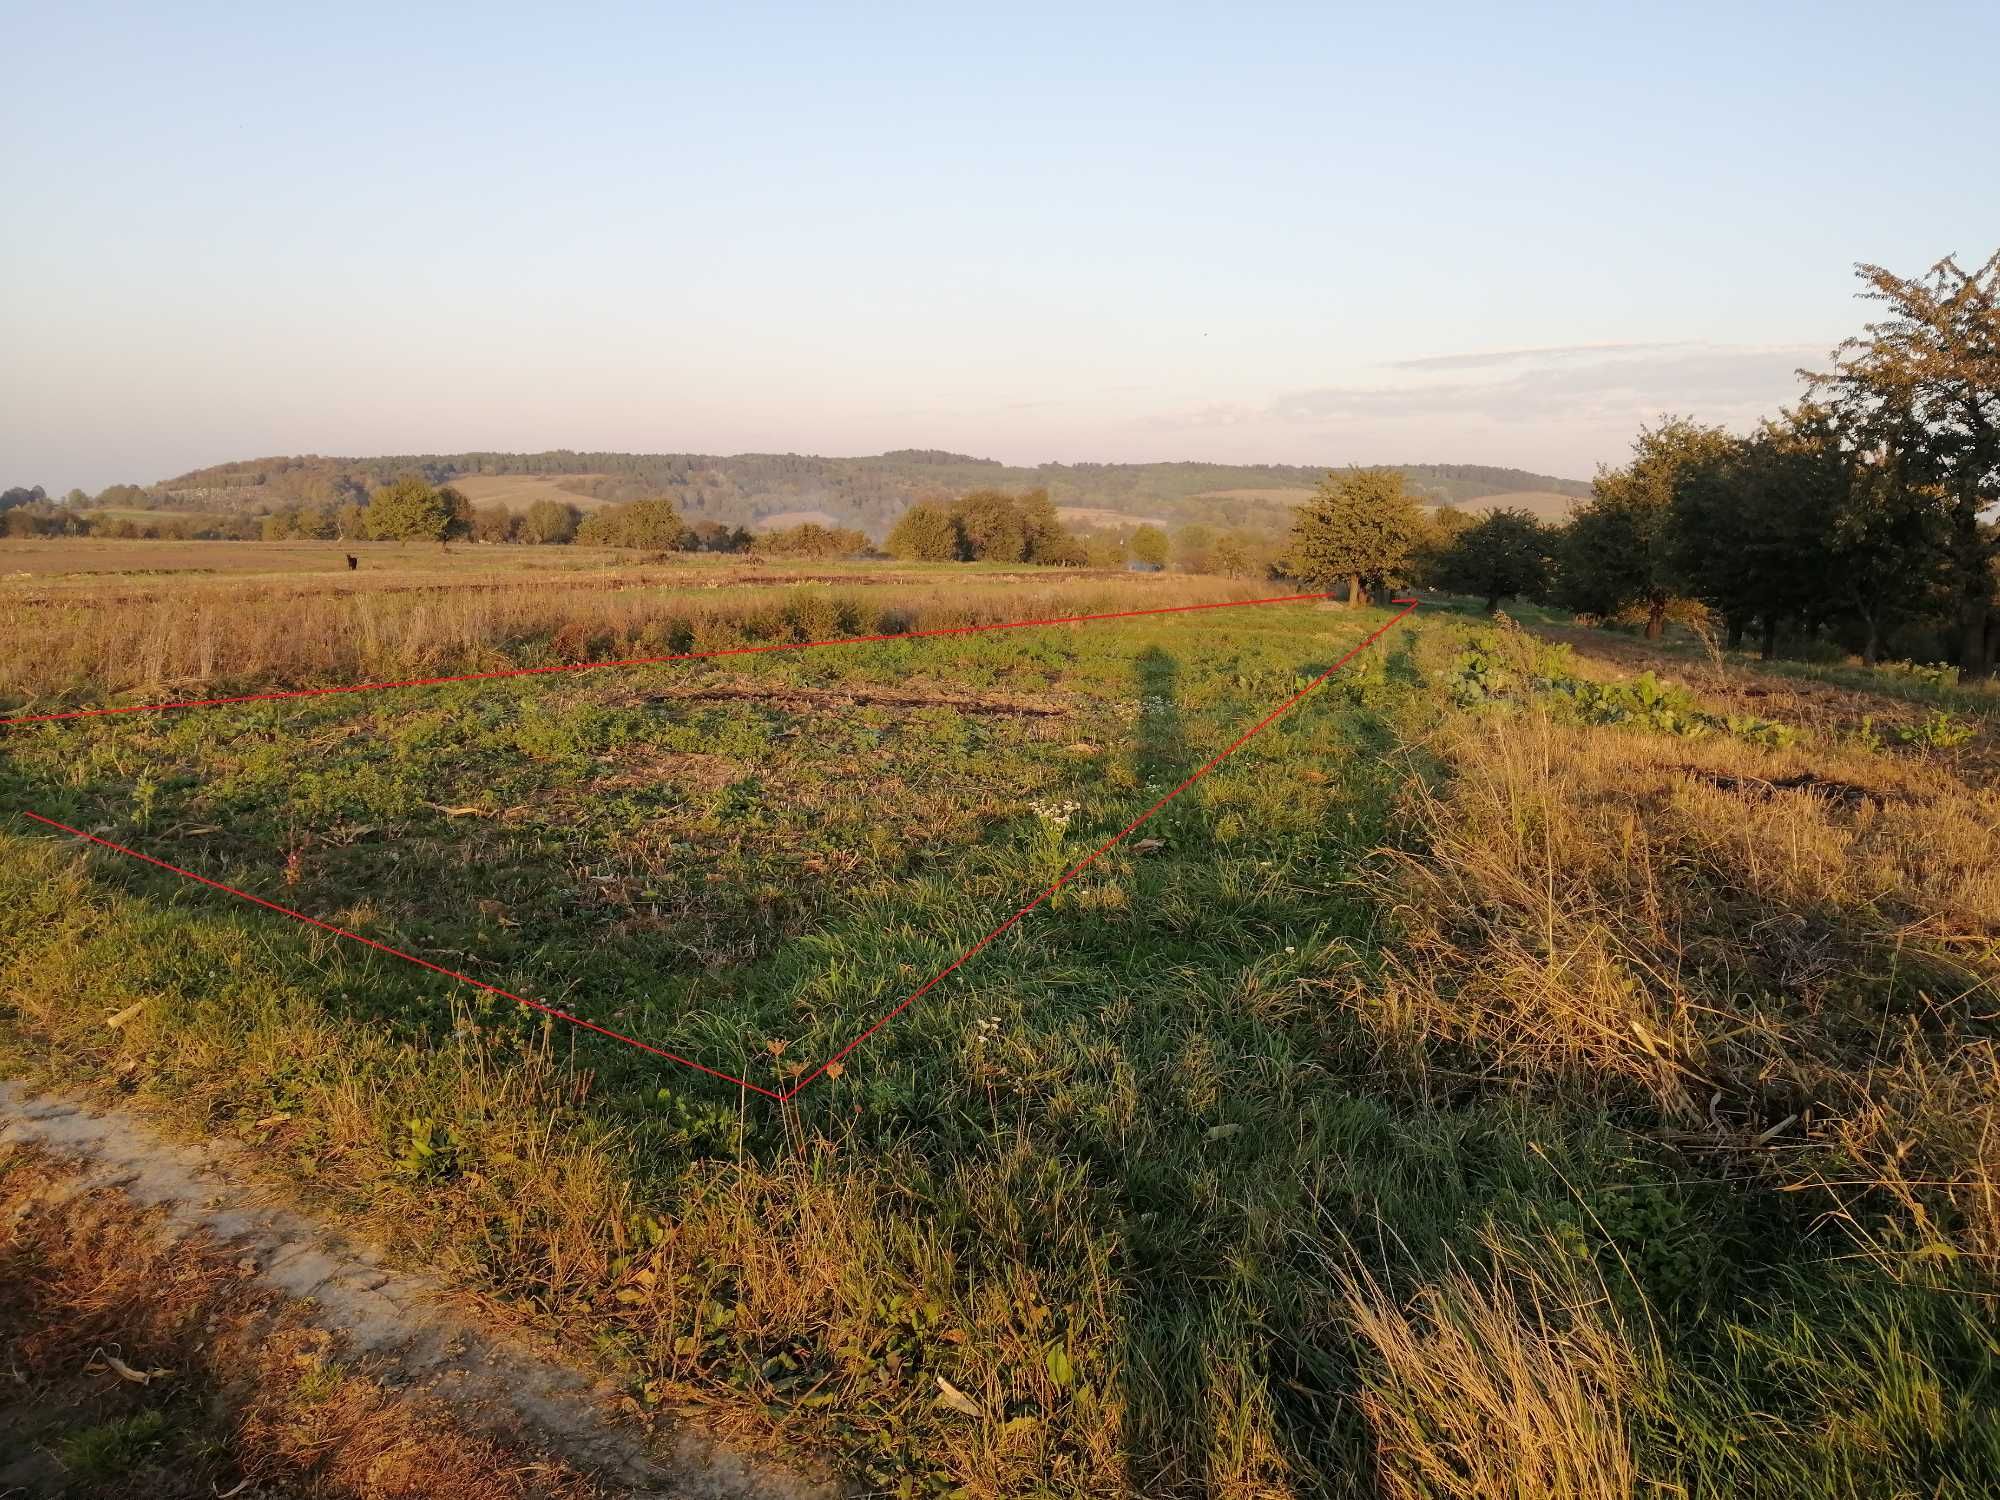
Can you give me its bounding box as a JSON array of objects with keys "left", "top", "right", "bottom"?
[{"left": 13, "top": 596, "right": 1419, "bottom": 1100}]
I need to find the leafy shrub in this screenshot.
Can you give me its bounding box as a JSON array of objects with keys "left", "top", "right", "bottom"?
[{"left": 1896, "top": 709, "right": 1975, "bottom": 748}]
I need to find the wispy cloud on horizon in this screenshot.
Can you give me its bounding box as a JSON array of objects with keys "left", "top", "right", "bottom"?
[
  {"left": 1156, "top": 343, "right": 1823, "bottom": 429},
  {"left": 1139, "top": 342, "right": 1829, "bottom": 475},
  {"left": 1384, "top": 341, "right": 1696, "bottom": 371}
]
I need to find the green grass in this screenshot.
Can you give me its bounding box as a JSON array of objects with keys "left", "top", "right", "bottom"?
[{"left": 3, "top": 599, "right": 1996, "bottom": 1497}]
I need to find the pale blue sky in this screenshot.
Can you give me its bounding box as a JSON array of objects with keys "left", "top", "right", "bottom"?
[{"left": 5, "top": 1, "right": 1996, "bottom": 492}]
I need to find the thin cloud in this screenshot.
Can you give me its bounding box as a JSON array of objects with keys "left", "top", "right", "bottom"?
[
  {"left": 1386, "top": 341, "right": 1695, "bottom": 371},
  {"left": 1142, "top": 344, "right": 1830, "bottom": 477}
]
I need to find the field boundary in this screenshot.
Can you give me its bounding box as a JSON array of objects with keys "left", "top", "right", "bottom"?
[{"left": 14, "top": 596, "right": 1419, "bottom": 1100}]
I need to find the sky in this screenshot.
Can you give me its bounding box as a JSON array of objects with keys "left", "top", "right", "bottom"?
[{"left": 4, "top": 1, "right": 1997, "bottom": 494}]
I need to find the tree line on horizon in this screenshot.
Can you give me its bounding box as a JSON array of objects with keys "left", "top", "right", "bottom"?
[
  {"left": 1285, "top": 251, "right": 2000, "bottom": 677},
  {"left": 9, "top": 251, "right": 1991, "bottom": 672}
]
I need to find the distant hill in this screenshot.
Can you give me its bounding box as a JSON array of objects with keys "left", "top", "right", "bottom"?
[{"left": 131, "top": 450, "right": 1591, "bottom": 538}]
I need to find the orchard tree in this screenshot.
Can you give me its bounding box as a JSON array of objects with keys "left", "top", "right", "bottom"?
[
  {"left": 577, "top": 497, "right": 690, "bottom": 550},
  {"left": 1287, "top": 468, "right": 1423, "bottom": 605},
  {"left": 1018, "top": 489, "right": 1086, "bottom": 565},
  {"left": 1432, "top": 508, "right": 1553, "bottom": 611},
  {"left": 951, "top": 489, "right": 1030, "bottom": 562},
  {"left": 1557, "top": 416, "right": 1736, "bottom": 637},
  {"left": 887, "top": 502, "right": 962, "bottom": 561},
  {"left": 1174, "top": 523, "right": 1217, "bottom": 573},
  {"left": 438, "top": 486, "right": 474, "bottom": 547},
  {"left": 1808, "top": 252, "right": 2000, "bottom": 676},
  {"left": 1213, "top": 532, "right": 1251, "bottom": 578},
  {"left": 520, "top": 498, "right": 580, "bottom": 544},
  {"left": 471, "top": 503, "right": 518, "bottom": 543},
  {"left": 1828, "top": 439, "right": 1949, "bottom": 665},
  {"left": 1129, "top": 524, "right": 1171, "bottom": 568},
  {"left": 363, "top": 477, "right": 455, "bottom": 543}
]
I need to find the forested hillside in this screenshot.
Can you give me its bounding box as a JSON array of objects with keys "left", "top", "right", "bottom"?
[{"left": 113, "top": 450, "right": 1588, "bottom": 536}]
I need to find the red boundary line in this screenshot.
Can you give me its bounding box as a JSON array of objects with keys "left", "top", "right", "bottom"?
[
  {"left": 13, "top": 597, "right": 1419, "bottom": 1101},
  {"left": 2, "top": 591, "right": 1340, "bottom": 727}
]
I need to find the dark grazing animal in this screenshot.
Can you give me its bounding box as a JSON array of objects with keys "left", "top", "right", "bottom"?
[{"left": 345, "top": 554, "right": 358, "bottom": 570}]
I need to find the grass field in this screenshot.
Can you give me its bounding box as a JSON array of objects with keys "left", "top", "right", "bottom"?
[
  {"left": 1452, "top": 489, "right": 1579, "bottom": 518},
  {"left": 2, "top": 555, "right": 1996, "bottom": 1497},
  {"left": 447, "top": 473, "right": 617, "bottom": 512}
]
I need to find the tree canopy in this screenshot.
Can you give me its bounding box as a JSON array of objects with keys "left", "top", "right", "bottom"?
[
  {"left": 1555, "top": 418, "right": 1736, "bottom": 637},
  {"left": 1430, "top": 508, "right": 1554, "bottom": 611},
  {"left": 576, "top": 497, "right": 691, "bottom": 550},
  {"left": 1287, "top": 468, "right": 1423, "bottom": 605},
  {"left": 886, "top": 502, "right": 961, "bottom": 561},
  {"left": 1807, "top": 252, "right": 2000, "bottom": 675},
  {"left": 363, "top": 478, "right": 463, "bottom": 544}
]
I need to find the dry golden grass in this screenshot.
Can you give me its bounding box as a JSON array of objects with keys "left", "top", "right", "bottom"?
[
  {"left": 0, "top": 564, "right": 1260, "bottom": 712},
  {"left": 1339, "top": 1233, "right": 1656, "bottom": 1500},
  {"left": 1359, "top": 622, "right": 2000, "bottom": 1270},
  {"left": 448, "top": 474, "right": 615, "bottom": 512},
  {"left": 1451, "top": 490, "right": 1579, "bottom": 519},
  {"left": 0, "top": 536, "right": 643, "bottom": 582}
]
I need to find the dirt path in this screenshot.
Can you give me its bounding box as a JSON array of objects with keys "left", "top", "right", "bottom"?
[{"left": 0, "top": 1081, "right": 840, "bottom": 1500}]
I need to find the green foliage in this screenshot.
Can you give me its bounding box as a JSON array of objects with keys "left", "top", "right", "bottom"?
[
  {"left": 759, "top": 521, "right": 870, "bottom": 559},
  {"left": 1808, "top": 252, "right": 2000, "bottom": 677},
  {"left": 1443, "top": 626, "right": 1797, "bottom": 745},
  {"left": 575, "top": 496, "right": 692, "bottom": 550},
  {"left": 1557, "top": 416, "right": 1736, "bottom": 635},
  {"left": 394, "top": 1116, "right": 463, "bottom": 1180},
  {"left": 886, "top": 502, "right": 961, "bottom": 561},
  {"left": 1286, "top": 467, "right": 1423, "bottom": 600},
  {"left": 1896, "top": 709, "right": 1975, "bottom": 748},
  {"left": 470, "top": 502, "right": 518, "bottom": 543},
  {"left": 363, "top": 476, "right": 457, "bottom": 543},
  {"left": 1428, "top": 506, "right": 1554, "bottom": 609},
  {"left": 1128, "top": 523, "right": 1170, "bottom": 567},
  {"left": 519, "top": 498, "right": 580, "bottom": 544},
  {"left": 58, "top": 1409, "right": 172, "bottom": 1479}
]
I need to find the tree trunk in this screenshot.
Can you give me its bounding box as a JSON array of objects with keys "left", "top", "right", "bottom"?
[
  {"left": 1485, "top": 593, "right": 1501, "bottom": 613},
  {"left": 1725, "top": 615, "right": 1746, "bottom": 651},
  {"left": 1760, "top": 615, "right": 1779, "bottom": 661},
  {"left": 1644, "top": 598, "right": 1666, "bottom": 640},
  {"left": 1348, "top": 574, "right": 1365, "bottom": 609},
  {"left": 1959, "top": 590, "right": 1992, "bottom": 682},
  {"left": 1861, "top": 609, "right": 1883, "bottom": 667}
]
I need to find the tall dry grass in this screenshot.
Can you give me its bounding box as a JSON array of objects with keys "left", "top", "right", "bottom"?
[
  {"left": 1338, "top": 1232, "right": 1658, "bottom": 1500},
  {"left": 0, "top": 571, "right": 1266, "bottom": 712},
  {"left": 1356, "top": 621, "right": 2000, "bottom": 1268}
]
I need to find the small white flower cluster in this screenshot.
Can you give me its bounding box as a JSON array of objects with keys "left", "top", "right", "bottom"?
[
  {"left": 1030, "top": 798, "right": 1081, "bottom": 829},
  {"left": 972, "top": 1014, "right": 1003, "bottom": 1047}
]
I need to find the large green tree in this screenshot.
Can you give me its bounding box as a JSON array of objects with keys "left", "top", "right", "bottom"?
[
  {"left": 577, "top": 497, "right": 690, "bottom": 550},
  {"left": 520, "top": 498, "right": 580, "bottom": 544},
  {"left": 1287, "top": 468, "right": 1423, "bottom": 605},
  {"left": 951, "top": 489, "right": 1030, "bottom": 562},
  {"left": 363, "top": 477, "right": 456, "bottom": 543},
  {"left": 886, "top": 502, "right": 962, "bottom": 561},
  {"left": 1017, "top": 489, "right": 1085, "bottom": 565},
  {"left": 1558, "top": 417, "right": 1736, "bottom": 637},
  {"left": 1129, "top": 524, "right": 1170, "bottom": 568},
  {"left": 1431, "top": 508, "right": 1554, "bottom": 612},
  {"left": 471, "top": 503, "right": 519, "bottom": 543},
  {"left": 1808, "top": 252, "right": 2000, "bottom": 676}
]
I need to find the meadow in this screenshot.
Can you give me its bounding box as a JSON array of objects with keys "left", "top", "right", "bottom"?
[{"left": 1, "top": 545, "right": 1996, "bottom": 1497}]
